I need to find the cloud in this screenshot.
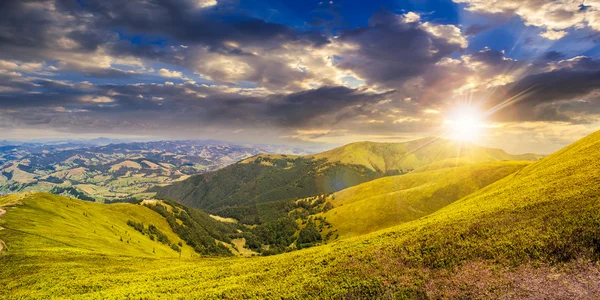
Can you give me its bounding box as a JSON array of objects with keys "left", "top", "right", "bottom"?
[
  {"left": 158, "top": 68, "right": 183, "bottom": 78},
  {"left": 335, "top": 11, "right": 467, "bottom": 89},
  {"left": 454, "top": 0, "right": 600, "bottom": 39},
  {"left": 539, "top": 29, "right": 568, "bottom": 40},
  {"left": 0, "top": 74, "right": 393, "bottom": 135},
  {"left": 0, "top": 0, "right": 597, "bottom": 150}
]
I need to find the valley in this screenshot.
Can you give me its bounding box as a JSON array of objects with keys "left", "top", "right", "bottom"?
[{"left": 0, "top": 140, "right": 310, "bottom": 203}]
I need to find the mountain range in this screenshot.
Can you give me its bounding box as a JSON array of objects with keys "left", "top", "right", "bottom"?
[
  {"left": 0, "top": 140, "right": 312, "bottom": 202},
  {"left": 2, "top": 132, "right": 600, "bottom": 298}
]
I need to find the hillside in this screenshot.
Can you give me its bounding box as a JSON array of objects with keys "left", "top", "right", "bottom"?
[
  {"left": 0, "top": 193, "right": 239, "bottom": 258},
  {"left": 1, "top": 131, "right": 599, "bottom": 298},
  {"left": 155, "top": 137, "right": 538, "bottom": 223},
  {"left": 318, "top": 160, "right": 531, "bottom": 238}
]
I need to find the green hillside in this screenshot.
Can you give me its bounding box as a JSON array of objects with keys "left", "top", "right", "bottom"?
[
  {"left": 1, "top": 131, "right": 599, "bottom": 298},
  {"left": 0, "top": 193, "right": 238, "bottom": 258},
  {"left": 155, "top": 138, "right": 537, "bottom": 224},
  {"left": 320, "top": 161, "right": 531, "bottom": 238}
]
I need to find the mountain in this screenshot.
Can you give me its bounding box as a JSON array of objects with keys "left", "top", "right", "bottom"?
[
  {"left": 311, "top": 137, "right": 541, "bottom": 172},
  {"left": 155, "top": 137, "right": 540, "bottom": 223},
  {"left": 1, "top": 131, "right": 599, "bottom": 298},
  {"left": 0, "top": 140, "right": 312, "bottom": 202}
]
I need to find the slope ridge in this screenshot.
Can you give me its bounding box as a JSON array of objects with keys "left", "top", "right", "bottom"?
[{"left": 311, "top": 137, "right": 539, "bottom": 172}]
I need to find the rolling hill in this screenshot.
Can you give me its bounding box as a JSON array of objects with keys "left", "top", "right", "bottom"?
[
  {"left": 155, "top": 137, "right": 539, "bottom": 223},
  {"left": 0, "top": 193, "right": 240, "bottom": 258},
  {"left": 1, "top": 131, "right": 599, "bottom": 298},
  {"left": 317, "top": 160, "right": 531, "bottom": 238}
]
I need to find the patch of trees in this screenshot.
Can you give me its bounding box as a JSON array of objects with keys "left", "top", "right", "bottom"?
[
  {"left": 290, "top": 195, "right": 335, "bottom": 220},
  {"left": 126, "top": 220, "right": 176, "bottom": 251},
  {"left": 44, "top": 176, "right": 64, "bottom": 184},
  {"left": 145, "top": 201, "right": 234, "bottom": 256},
  {"left": 235, "top": 216, "right": 299, "bottom": 256},
  {"left": 50, "top": 186, "right": 95, "bottom": 202},
  {"left": 296, "top": 221, "right": 322, "bottom": 249}
]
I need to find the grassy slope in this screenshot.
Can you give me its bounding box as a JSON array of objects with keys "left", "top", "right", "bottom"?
[
  {"left": 0, "top": 193, "right": 197, "bottom": 257},
  {"left": 322, "top": 161, "right": 530, "bottom": 238},
  {"left": 1, "top": 131, "right": 599, "bottom": 298}
]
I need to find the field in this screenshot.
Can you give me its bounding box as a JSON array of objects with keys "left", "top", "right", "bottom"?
[{"left": 1, "top": 131, "right": 600, "bottom": 298}]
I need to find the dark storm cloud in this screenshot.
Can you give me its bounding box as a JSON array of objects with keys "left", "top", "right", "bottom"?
[
  {"left": 81, "top": 0, "right": 328, "bottom": 48},
  {"left": 263, "top": 86, "right": 393, "bottom": 127},
  {"left": 0, "top": 75, "right": 391, "bottom": 132},
  {"left": 0, "top": 0, "right": 327, "bottom": 58},
  {"left": 336, "top": 11, "right": 466, "bottom": 89}
]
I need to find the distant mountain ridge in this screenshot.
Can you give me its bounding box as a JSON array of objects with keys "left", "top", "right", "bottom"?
[{"left": 311, "top": 137, "right": 542, "bottom": 172}]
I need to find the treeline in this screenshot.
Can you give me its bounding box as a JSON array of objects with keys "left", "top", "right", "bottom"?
[
  {"left": 145, "top": 201, "right": 234, "bottom": 256},
  {"left": 50, "top": 186, "right": 95, "bottom": 202},
  {"left": 235, "top": 196, "right": 337, "bottom": 255},
  {"left": 126, "top": 220, "right": 181, "bottom": 252}
]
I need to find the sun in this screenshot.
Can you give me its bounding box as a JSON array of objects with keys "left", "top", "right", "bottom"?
[{"left": 445, "top": 108, "right": 484, "bottom": 142}]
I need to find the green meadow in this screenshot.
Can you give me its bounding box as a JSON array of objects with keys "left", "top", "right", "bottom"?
[{"left": 1, "top": 131, "right": 600, "bottom": 298}]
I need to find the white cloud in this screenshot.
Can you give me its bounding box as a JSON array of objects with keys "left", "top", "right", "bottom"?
[
  {"left": 158, "top": 68, "right": 183, "bottom": 78},
  {"left": 193, "top": 0, "right": 217, "bottom": 9},
  {"left": 454, "top": 0, "right": 600, "bottom": 39},
  {"left": 80, "top": 95, "right": 115, "bottom": 103},
  {"left": 539, "top": 29, "right": 568, "bottom": 40}
]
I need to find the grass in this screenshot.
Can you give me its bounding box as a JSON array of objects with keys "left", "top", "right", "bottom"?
[
  {"left": 0, "top": 193, "right": 192, "bottom": 258},
  {"left": 1, "top": 131, "right": 599, "bottom": 298},
  {"left": 321, "top": 161, "right": 530, "bottom": 238}
]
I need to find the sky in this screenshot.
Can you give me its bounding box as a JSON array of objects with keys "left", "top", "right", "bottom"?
[{"left": 1, "top": 0, "right": 600, "bottom": 154}]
